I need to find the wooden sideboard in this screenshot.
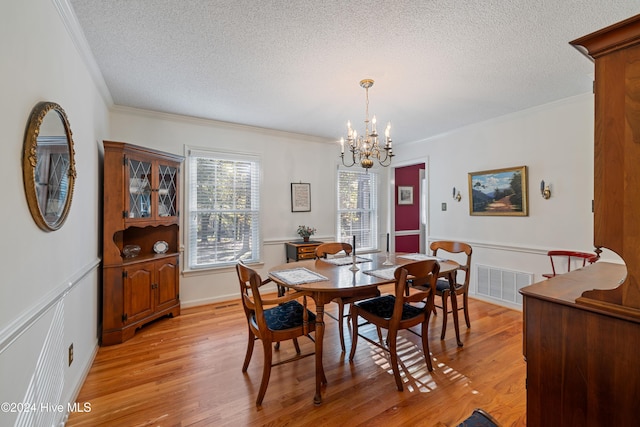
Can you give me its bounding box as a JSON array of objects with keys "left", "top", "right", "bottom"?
[
  {"left": 285, "top": 241, "right": 323, "bottom": 262},
  {"left": 520, "top": 14, "right": 640, "bottom": 426},
  {"left": 520, "top": 262, "right": 639, "bottom": 426}
]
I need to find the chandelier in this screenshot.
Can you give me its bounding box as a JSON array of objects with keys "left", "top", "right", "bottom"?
[{"left": 340, "top": 79, "right": 394, "bottom": 169}]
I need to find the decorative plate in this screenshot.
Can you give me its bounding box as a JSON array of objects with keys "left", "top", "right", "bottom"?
[{"left": 153, "top": 240, "right": 169, "bottom": 254}]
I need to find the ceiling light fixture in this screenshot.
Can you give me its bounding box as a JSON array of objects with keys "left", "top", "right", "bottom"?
[{"left": 340, "top": 79, "right": 394, "bottom": 169}]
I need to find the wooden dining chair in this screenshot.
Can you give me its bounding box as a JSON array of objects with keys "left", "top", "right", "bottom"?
[
  {"left": 542, "top": 250, "right": 598, "bottom": 278},
  {"left": 457, "top": 408, "right": 501, "bottom": 426},
  {"left": 429, "top": 241, "right": 473, "bottom": 340},
  {"left": 315, "top": 242, "right": 381, "bottom": 352},
  {"left": 236, "top": 261, "right": 318, "bottom": 405},
  {"left": 314, "top": 242, "right": 352, "bottom": 259},
  {"left": 349, "top": 260, "right": 440, "bottom": 391}
]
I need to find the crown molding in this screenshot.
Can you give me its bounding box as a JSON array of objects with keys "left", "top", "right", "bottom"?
[
  {"left": 111, "top": 104, "right": 336, "bottom": 144},
  {"left": 53, "top": 0, "right": 114, "bottom": 107}
]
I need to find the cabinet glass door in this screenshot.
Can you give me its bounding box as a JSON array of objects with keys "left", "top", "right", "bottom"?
[
  {"left": 127, "top": 158, "right": 152, "bottom": 218},
  {"left": 158, "top": 163, "right": 178, "bottom": 217}
]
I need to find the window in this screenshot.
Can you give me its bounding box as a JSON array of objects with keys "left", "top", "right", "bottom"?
[
  {"left": 337, "top": 168, "right": 378, "bottom": 251},
  {"left": 187, "top": 148, "right": 260, "bottom": 269}
]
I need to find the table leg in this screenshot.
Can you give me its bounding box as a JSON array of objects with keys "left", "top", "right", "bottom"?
[
  {"left": 313, "top": 300, "right": 326, "bottom": 405},
  {"left": 448, "top": 273, "right": 463, "bottom": 347}
]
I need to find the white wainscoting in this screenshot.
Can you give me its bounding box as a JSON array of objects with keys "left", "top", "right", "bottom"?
[
  {"left": 0, "top": 258, "right": 100, "bottom": 427},
  {"left": 476, "top": 264, "right": 533, "bottom": 306},
  {"left": 428, "top": 237, "right": 546, "bottom": 310}
]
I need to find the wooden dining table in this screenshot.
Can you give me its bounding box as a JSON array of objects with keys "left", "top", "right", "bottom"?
[{"left": 268, "top": 252, "right": 461, "bottom": 404}]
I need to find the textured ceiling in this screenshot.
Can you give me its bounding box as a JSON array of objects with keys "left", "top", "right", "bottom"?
[{"left": 68, "top": 0, "right": 639, "bottom": 145}]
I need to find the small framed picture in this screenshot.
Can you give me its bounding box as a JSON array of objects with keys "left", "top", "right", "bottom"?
[
  {"left": 291, "top": 182, "right": 311, "bottom": 212},
  {"left": 398, "top": 186, "right": 414, "bottom": 205}
]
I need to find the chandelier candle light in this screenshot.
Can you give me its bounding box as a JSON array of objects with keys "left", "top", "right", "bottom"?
[{"left": 340, "top": 79, "right": 394, "bottom": 169}]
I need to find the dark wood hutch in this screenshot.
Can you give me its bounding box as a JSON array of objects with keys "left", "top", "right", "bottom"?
[
  {"left": 520, "top": 15, "right": 640, "bottom": 426},
  {"left": 101, "top": 141, "right": 183, "bottom": 345}
]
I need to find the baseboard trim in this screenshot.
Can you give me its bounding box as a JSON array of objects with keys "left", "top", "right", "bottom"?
[{"left": 469, "top": 293, "right": 523, "bottom": 311}]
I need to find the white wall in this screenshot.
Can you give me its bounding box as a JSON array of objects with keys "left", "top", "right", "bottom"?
[
  {"left": 109, "top": 107, "right": 391, "bottom": 306},
  {"left": 0, "top": 0, "right": 108, "bottom": 425},
  {"left": 109, "top": 94, "right": 612, "bottom": 310},
  {"left": 394, "top": 93, "right": 620, "bottom": 305}
]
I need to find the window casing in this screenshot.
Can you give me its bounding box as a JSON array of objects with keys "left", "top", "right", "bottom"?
[
  {"left": 187, "top": 149, "right": 260, "bottom": 269},
  {"left": 336, "top": 168, "right": 378, "bottom": 251}
]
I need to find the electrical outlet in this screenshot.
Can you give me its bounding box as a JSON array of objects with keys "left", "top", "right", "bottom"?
[{"left": 68, "top": 343, "right": 73, "bottom": 366}]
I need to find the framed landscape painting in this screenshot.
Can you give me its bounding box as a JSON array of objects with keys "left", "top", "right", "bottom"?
[{"left": 468, "top": 166, "right": 528, "bottom": 216}]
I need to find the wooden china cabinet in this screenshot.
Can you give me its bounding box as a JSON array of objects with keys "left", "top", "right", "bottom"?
[
  {"left": 520, "top": 15, "right": 640, "bottom": 426},
  {"left": 101, "top": 141, "right": 183, "bottom": 345}
]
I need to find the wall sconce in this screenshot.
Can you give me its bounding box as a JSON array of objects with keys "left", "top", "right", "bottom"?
[
  {"left": 540, "top": 180, "right": 551, "bottom": 199},
  {"left": 452, "top": 187, "right": 462, "bottom": 202}
]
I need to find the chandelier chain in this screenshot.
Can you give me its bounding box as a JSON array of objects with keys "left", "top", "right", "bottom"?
[{"left": 365, "top": 85, "right": 370, "bottom": 133}]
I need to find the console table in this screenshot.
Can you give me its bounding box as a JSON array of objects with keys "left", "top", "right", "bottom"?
[{"left": 285, "top": 241, "right": 323, "bottom": 262}]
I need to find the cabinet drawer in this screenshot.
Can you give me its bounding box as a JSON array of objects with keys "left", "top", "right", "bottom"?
[
  {"left": 298, "top": 246, "right": 317, "bottom": 254},
  {"left": 298, "top": 252, "right": 316, "bottom": 260}
]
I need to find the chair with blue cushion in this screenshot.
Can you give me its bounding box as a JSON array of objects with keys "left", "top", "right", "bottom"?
[
  {"left": 429, "top": 240, "right": 473, "bottom": 340},
  {"left": 348, "top": 259, "right": 440, "bottom": 391},
  {"left": 236, "top": 261, "right": 319, "bottom": 405},
  {"left": 315, "top": 242, "right": 381, "bottom": 352},
  {"left": 457, "top": 408, "right": 501, "bottom": 426}
]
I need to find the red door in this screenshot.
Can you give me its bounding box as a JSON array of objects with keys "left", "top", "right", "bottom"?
[{"left": 394, "top": 164, "right": 425, "bottom": 253}]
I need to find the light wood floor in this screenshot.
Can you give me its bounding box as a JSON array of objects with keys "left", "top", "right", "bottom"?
[{"left": 67, "top": 288, "right": 526, "bottom": 426}]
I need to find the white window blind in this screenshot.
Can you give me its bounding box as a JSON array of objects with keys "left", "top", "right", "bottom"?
[
  {"left": 337, "top": 168, "right": 378, "bottom": 251},
  {"left": 187, "top": 149, "right": 260, "bottom": 269}
]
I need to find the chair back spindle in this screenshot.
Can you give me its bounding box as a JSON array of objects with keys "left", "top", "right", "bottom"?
[{"left": 543, "top": 250, "right": 598, "bottom": 278}]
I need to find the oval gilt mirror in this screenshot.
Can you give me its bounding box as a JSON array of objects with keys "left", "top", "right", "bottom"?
[{"left": 23, "top": 102, "right": 76, "bottom": 231}]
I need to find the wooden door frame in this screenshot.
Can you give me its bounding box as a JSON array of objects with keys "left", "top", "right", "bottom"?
[{"left": 389, "top": 157, "right": 429, "bottom": 253}]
